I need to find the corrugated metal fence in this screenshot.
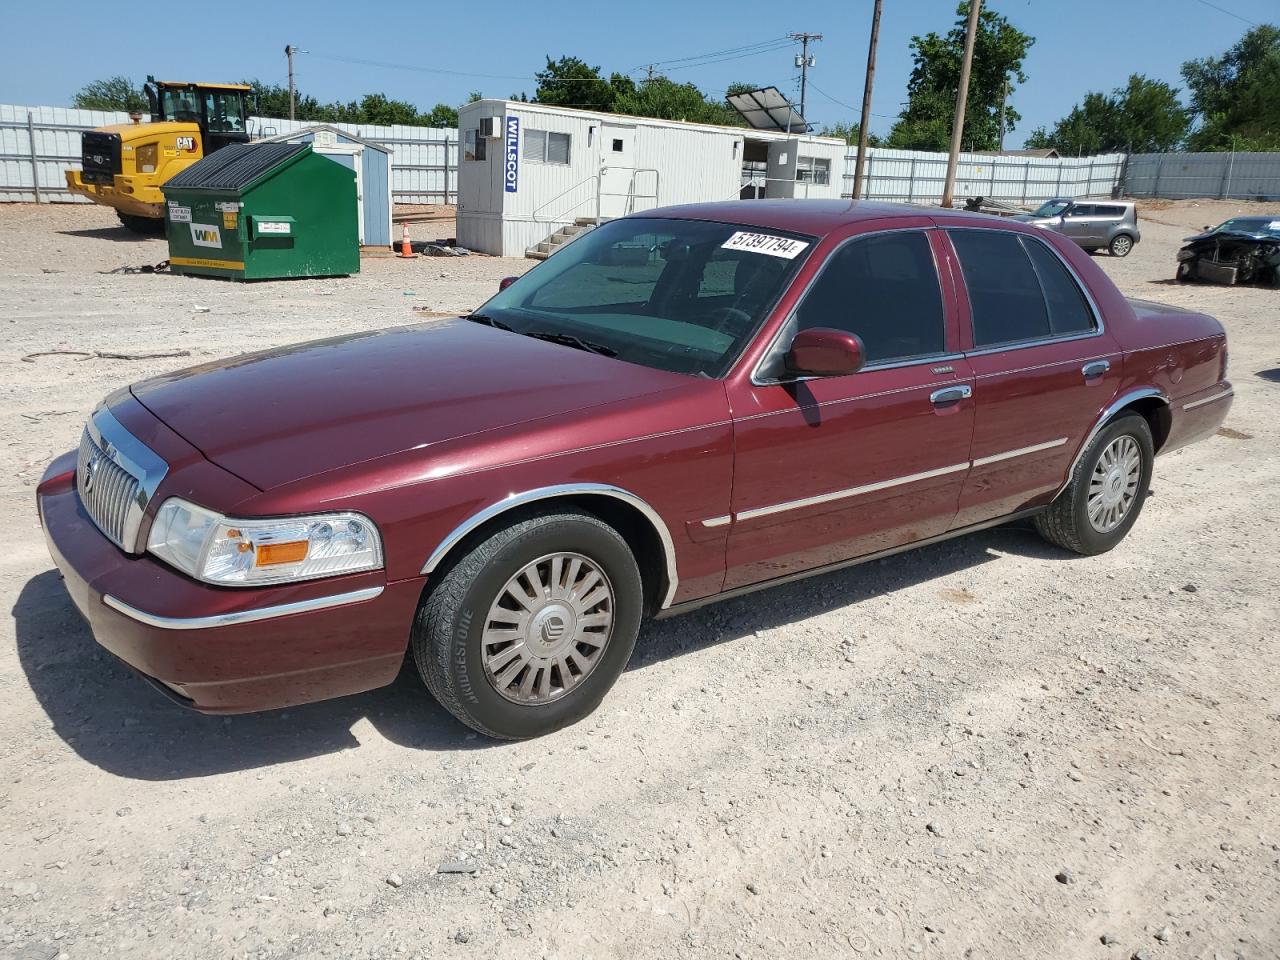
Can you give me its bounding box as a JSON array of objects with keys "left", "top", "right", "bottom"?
[
  {"left": 0, "top": 104, "right": 458, "bottom": 204},
  {"left": 844, "top": 147, "right": 1127, "bottom": 204},
  {"left": 1121, "top": 151, "right": 1280, "bottom": 201}
]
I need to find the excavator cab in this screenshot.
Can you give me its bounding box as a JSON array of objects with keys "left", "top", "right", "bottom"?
[{"left": 145, "top": 78, "right": 251, "bottom": 153}]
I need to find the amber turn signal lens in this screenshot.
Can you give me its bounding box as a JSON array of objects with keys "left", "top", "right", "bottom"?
[{"left": 254, "top": 540, "right": 309, "bottom": 567}]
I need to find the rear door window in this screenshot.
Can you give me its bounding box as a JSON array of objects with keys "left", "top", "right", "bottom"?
[
  {"left": 1023, "top": 238, "right": 1096, "bottom": 335},
  {"left": 950, "top": 230, "right": 1096, "bottom": 347},
  {"left": 793, "top": 230, "right": 946, "bottom": 365}
]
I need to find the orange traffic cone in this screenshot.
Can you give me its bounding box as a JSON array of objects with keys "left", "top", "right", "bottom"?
[{"left": 397, "top": 222, "right": 415, "bottom": 258}]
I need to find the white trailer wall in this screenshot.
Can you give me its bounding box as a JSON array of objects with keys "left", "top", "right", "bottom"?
[{"left": 457, "top": 99, "right": 846, "bottom": 256}]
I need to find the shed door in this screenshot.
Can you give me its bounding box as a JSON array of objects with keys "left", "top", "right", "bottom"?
[
  {"left": 598, "top": 121, "right": 638, "bottom": 220},
  {"left": 315, "top": 146, "right": 365, "bottom": 244}
]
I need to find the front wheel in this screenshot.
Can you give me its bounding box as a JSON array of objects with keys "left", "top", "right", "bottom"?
[
  {"left": 1035, "top": 412, "right": 1154, "bottom": 556},
  {"left": 1108, "top": 234, "right": 1135, "bottom": 257},
  {"left": 411, "top": 509, "right": 643, "bottom": 739}
]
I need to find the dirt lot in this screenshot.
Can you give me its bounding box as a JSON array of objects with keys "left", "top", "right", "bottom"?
[{"left": 1, "top": 200, "right": 1277, "bottom": 960}]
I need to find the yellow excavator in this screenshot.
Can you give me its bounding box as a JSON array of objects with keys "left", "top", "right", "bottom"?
[{"left": 66, "top": 76, "right": 251, "bottom": 232}]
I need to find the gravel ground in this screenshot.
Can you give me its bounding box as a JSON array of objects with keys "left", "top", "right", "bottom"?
[{"left": 1, "top": 200, "right": 1277, "bottom": 960}]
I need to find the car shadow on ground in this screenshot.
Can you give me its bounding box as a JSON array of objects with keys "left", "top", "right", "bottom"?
[
  {"left": 1257, "top": 367, "right": 1280, "bottom": 383},
  {"left": 13, "top": 520, "right": 1070, "bottom": 781}
]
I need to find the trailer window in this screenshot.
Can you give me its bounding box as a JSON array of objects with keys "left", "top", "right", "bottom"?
[
  {"left": 796, "top": 156, "right": 830, "bottom": 185},
  {"left": 523, "top": 128, "right": 571, "bottom": 165},
  {"left": 464, "top": 129, "right": 486, "bottom": 161}
]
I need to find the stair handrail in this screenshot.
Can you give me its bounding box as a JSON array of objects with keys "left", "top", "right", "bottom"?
[{"left": 532, "top": 173, "right": 600, "bottom": 223}]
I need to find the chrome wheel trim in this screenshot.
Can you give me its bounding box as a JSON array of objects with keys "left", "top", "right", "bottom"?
[
  {"left": 1087, "top": 435, "right": 1142, "bottom": 533},
  {"left": 481, "top": 552, "right": 614, "bottom": 705},
  {"left": 1111, "top": 235, "right": 1133, "bottom": 256}
]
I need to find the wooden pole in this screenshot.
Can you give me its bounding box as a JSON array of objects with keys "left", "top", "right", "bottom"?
[
  {"left": 941, "top": 0, "right": 982, "bottom": 208},
  {"left": 851, "top": 0, "right": 883, "bottom": 201}
]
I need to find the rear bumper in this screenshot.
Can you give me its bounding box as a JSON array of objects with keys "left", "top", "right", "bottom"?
[
  {"left": 36, "top": 454, "right": 420, "bottom": 714},
  {"left": 64, "top": 170, "right": 162, "bottom": 218}
]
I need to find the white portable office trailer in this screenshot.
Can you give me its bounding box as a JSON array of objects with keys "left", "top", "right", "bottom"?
[{"left": 456, "top": 99, "right": 846, "bottom": 257}]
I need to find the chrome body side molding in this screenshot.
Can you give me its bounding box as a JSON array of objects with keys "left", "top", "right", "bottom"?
[
  {"left": 971, "top": 437, "right": 1068, "bottom": 468},
  {"left": 1182, "top": 388, "right": 1233, "bottom": 411},
  {"left": 420, "top": 483, "right": 680, "bottom": 609},
  {"left": 104, "top": 586, "right": 385, "bottom": 630},
  {"left": 736, "top": 462, "right": 971, "bottom": 522}
]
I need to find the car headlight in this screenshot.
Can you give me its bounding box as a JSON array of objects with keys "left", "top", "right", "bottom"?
[{"left": 146, "top": 498, "right": 383, "bottom": 586}]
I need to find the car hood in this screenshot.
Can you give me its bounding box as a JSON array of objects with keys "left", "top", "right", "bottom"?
[
  {"left": 1182, "top": 229, "right": 1278, "bottom": 244},
  {"left": 129, "top": 320, "right": 689, "bottom": 490}
]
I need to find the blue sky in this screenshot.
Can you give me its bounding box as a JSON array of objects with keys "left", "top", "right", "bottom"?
[{"left": 1, "top": 0, "right": 1273, "bottom": 146}]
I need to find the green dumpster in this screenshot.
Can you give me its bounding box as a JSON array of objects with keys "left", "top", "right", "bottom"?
[{"left": 160, "top": 141, "right": 358, "bottom": 280}]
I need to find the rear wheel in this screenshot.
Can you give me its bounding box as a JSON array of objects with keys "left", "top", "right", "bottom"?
[
  {"left": 411, "top": 509, "right": 643, "bottom": 739},
  {"left": 116, "top": 212, "right": 165, "bottom": 235},
  {"left": 1035, "top": 412, "right": 1154, "bottom": 556},
  {"left": 1108, "top": 234, "right": 1134, "bottom": 257}
]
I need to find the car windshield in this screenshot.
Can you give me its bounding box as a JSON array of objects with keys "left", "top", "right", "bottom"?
[
  {"left": 474, "top": 217, "right": 814, "bottom": 377},
  {"left": 1212, "top": 217, "right": 1280, "bottom": 237},
  {"left": 1032, "top": 199, "right": 1071, "bottom": 218}
]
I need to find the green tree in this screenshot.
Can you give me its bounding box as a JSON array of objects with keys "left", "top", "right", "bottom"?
[
  {"left": 73, "top": 76, "right": 147, "bottom": 113},
  {"left": 529, "top": 56, "right": 634, "bottom": 111},
  {"left": 1024, "top": 75, "right": 1189, "bottom": 154},
  {"left": 886, "top": 2, "right": 1034, "bottom": 151},
  {"left": 424, "top": 103, "right": 460, "bottom": 127},
  {"left": 819, "top": 120, "right": 882, "bottom": 147},
  {"left": 614, "top": 77, "right": 740, "bottom": 125},
  {"left": 241, "top": 79, "right": 325, "bottom": 121},
  {"left": 725, "top": 81, "right": 761, "bottom": 97},
  {"left": 1181, "top": 24, "right": 1280, "bottom": 150}
]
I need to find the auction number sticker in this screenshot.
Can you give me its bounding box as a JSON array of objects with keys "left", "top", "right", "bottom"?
[
  {"left": 168, "top": 203, "right": 191, "bottom": 223},
  {"left": 721, "top": 231, "right": 809, "bottom": 259}
]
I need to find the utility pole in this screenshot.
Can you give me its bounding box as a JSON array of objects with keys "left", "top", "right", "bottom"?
[
  {"left": 285, "top": 44, "right": 297, "bottom": 121},
  {"left": 851, "top": 0, "right": 883, "bottom": 201},
  {"left": 941, "top": 0, "right": 982, "bottom": 207},
  {"left": 789, "top": 32, "right": 822, "bottom": 126}
]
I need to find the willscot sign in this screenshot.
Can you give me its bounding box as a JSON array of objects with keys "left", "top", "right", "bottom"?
[{"left": 504, "top": 116, "right": 519, "bottom": 194}]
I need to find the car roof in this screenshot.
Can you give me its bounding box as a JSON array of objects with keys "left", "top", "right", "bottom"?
[{"left": 630, "top": 199, "right": 1010, "bottom": 238}]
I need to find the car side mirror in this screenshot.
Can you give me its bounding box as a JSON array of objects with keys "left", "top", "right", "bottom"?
[
  {"left": 785, "top": 328, "right": 865, "bottom": 378},
  {"left": 499, "top": 276, "right": 518, "bottom": 291}
]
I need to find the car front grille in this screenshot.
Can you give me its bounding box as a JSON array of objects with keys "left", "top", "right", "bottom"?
[{"left": 77, "top": 427, "right": 144, "bottom": 550}]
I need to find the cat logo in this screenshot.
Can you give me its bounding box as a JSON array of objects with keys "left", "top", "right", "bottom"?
[
  {"left": 175, "top": 136, "right": 197, "bottom": 152},
  {"left": 189, "top": 222, "right": 222, "bottom": 248}
]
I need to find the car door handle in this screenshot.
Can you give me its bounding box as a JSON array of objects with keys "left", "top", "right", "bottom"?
[
  {"left": 930, "top": 385, "right": 972, "bottom": 405},
  {"left": 1082, "top": 360, "right": 1111, "bottom": 379}
]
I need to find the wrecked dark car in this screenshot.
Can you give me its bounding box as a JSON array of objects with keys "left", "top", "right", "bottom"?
[{"left": 1175, "top": 217, "right": 1280, "bottom": 287}]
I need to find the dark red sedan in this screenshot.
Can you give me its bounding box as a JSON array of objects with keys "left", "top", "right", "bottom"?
[{"left": 38, "top": 201, "right": 1233, "bottom": 739}]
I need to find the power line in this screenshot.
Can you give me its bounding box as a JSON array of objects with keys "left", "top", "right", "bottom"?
[
  {"left": 630, "top": 36, "right": 793, "bottom": 72},
  {"left": 658, "top": 40, "right": 797, "bottom": 74},
  {"left": 1190, "top": 0, "right": 1257, "bottom": 25},
  {"left": 806, "top": 80, "right": 897, "bottom": 120}
]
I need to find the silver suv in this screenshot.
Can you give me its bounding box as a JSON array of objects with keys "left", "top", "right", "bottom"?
[{"left": 1016, "top": 199, "right": 1141, "bottom": 257}]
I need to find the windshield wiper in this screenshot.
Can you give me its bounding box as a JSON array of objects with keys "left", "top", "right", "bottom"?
[
  {"left": 526, "top": 330, "right": 618, "bottom": 357},
  {"left": 465, "top": 313, "right": 514, "bottom": 331}
]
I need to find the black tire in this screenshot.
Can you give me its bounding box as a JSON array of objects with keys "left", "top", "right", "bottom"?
[
  {"left": 1175, "top": 262, "right": 1194, "bottom": 283},
  {"left": 1035, "top": 412, "right": 1154, "bottom": 556},
  {"left": 116, "top": 212, "right": 165, "bottom": 235},
  {"left": 411, "top": 509, "right": 643, "bottom": 740},
  {"left": 1108, "top": 233, "right": 1135, "bottom": 257}
]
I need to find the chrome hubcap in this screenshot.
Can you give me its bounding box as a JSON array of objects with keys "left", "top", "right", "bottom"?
[
  {"left": 481, "top": 552, "right": 614, "bottom": 704},
  {"left": 1088, "top": 435, "right": 1142, "bottom": 533}
]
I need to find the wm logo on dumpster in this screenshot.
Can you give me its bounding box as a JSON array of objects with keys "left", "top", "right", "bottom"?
[{"left": 189, "top": 223, "right": 222, "bottom": 248}]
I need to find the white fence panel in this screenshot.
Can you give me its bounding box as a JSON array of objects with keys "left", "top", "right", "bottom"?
[
  {"left": 0, "top": 103, "right": 458, "bottom": 205},
  {"left": 1123, "top": 151, "right": 1280, "bottom": 201},
  {"left": 843, "top": 147, "right": 1127, "bottom": 206}
]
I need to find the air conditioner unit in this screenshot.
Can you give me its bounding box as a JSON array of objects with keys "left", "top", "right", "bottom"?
[{"left": 479, "top": 117, "right": 502, "bottom": 139}]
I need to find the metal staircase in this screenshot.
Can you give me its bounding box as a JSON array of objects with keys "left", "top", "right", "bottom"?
[{"left": 526, "top": 217, "right": 600, "bottom": 261}]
